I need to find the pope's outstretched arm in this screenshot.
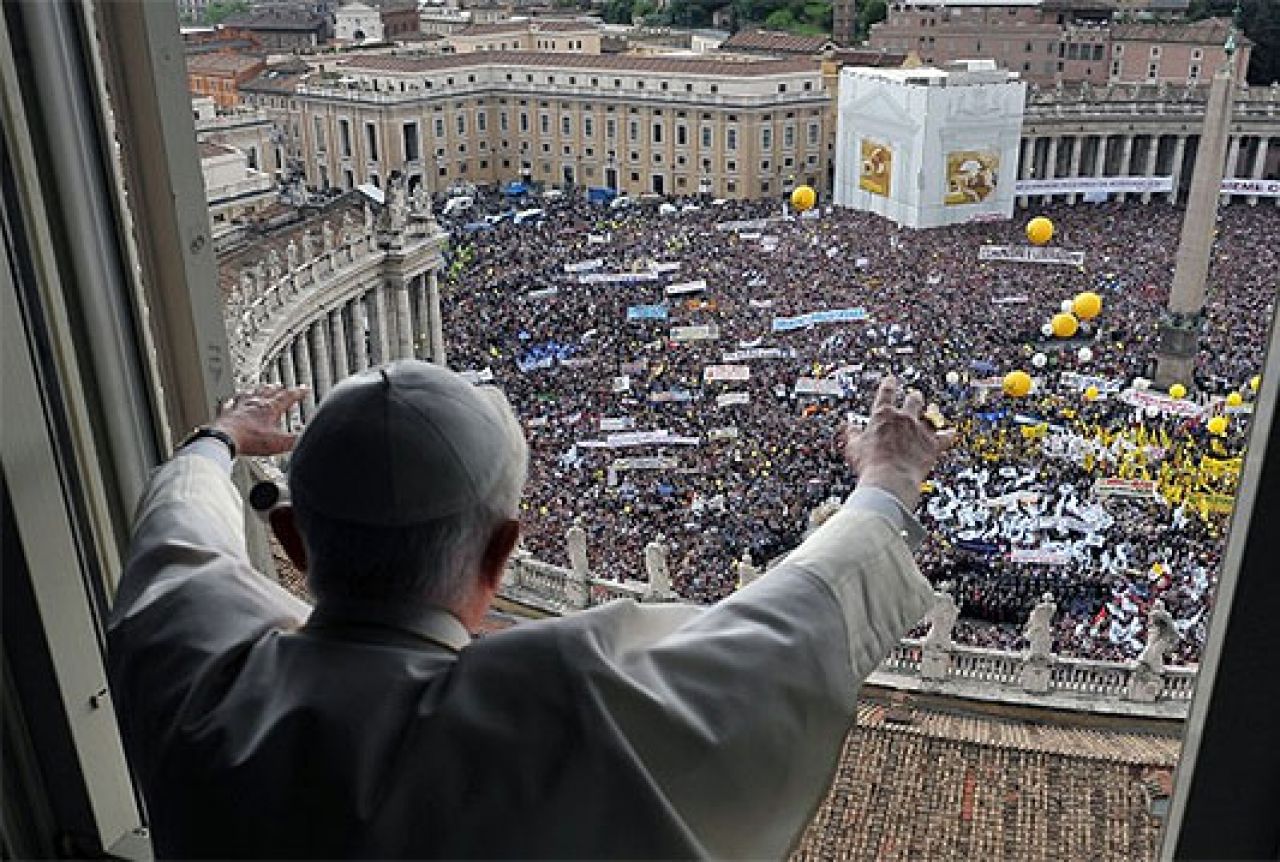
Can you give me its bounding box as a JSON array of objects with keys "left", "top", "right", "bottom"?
[{"left": 543, "top": 376, "right": 953, "bottom": 859}]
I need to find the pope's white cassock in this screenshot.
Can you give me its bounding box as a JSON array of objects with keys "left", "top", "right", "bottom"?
[{"left": 109, "top": 452, "right": 933, "bottom": 859}]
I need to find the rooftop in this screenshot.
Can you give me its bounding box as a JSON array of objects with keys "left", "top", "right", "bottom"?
[
  {"left": 1112, "top": 17, "right": 1252, "bottom": 46},
  {"left": 456, "top": 18, "right": 599, "bottom": 36},
  {"left": 794, "top": 700, "right": 1180, "bottom": 860},
  {"left": 186, "top": 52, "right": 267, "bottom": 75},
  {"left": 224, "top": 8, "right": 327, "bottom": 31},
  {"left": 720, "top": 29, "right": 833, "bottom": 55},
  {"left": 337, "top": 50, "right": 821, "bottom": 77}
]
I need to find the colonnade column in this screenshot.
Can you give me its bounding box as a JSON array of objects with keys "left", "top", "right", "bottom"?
[
  {"left": 330, "top": 305, "right": 350, "bottom": 381},
  {"left": 1168, "top": 135, "right": 1188, "bottom": 204},
  {"left": 310, "top": 317, "right": 332, "bottom": 401},
  {"left": 1116, "top": 135, "right": 1135, "bottom": 202},
  {"left": 394, "top": 278, "right": 415, "bottom": 360},
  {"left": 369, "top": 283, "right": 392, "bottom": 365},
  {"left": 1067, "top": 136, "right": 1084, "bottom": 205},
  {"left": 1222, "top": 135, "right": 1242, "bottom": 204},
  {"left": 414, "top": 275, "right": 430, "bottom": 355},
  {"left": 1141, "top": 135, "right": 1161, "bottom": 204},
  {"left": 351, "top": 298, "right": 370, "bottom": 371},
  {"left": 1042, "top": 136, "right": 1059, "bottom": 205},
  {"left": 428, "top": 270, "right": 445, "bottom": 366},
  {"left": 1247, "top": 136, "right": 1269, "bottom": 206},
  {"left": 1017, "top": 136, "right": 1035, "bottom": 209},
  {"left": 293, "top": 334, "right": 316, "bottom": 420},
  {"left": 279, "top": 349, "right": 299, "bottom": 431}
]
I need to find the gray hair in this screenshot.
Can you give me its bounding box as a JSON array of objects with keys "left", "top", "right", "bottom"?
[{"left": 296, "top": 385, "right": 529, "bottom": 609}]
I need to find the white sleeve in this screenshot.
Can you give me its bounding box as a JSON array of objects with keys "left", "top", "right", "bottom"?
[{"left": 553, "top": 507, "right": 934, "bottom": 859}]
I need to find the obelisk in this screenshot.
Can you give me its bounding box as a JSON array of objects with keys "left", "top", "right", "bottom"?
[{"left": 1154, "top": 18, "right": 1239, "bottom": 389}]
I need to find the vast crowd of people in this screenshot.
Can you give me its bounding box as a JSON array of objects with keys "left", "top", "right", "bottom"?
[{"left": 438, "top": 191, "right": 1277, "bottom": 665}]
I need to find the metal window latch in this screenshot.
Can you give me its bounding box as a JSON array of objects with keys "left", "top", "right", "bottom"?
[{"left": 89, "top": 688, "right": 109, "bottom": 709}]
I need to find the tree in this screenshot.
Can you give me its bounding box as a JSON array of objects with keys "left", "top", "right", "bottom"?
[
  {"left": 202, "top": 0, "right": 249, "bottom": 27},
  {"left": 856, "top": 0, "right": 886, "bottom": 42}
]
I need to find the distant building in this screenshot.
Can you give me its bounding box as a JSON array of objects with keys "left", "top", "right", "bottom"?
[
  {"left": 832, "top": 0, "right": 856, "bottom": 46},
  {"left": 223, "top": 7, "right": 329, "bottom": 51},
  {"left": 419, "top": 7, "right": 473, "bottom": 36},
  {"left": 199, "top": 141, "right": 276, "bottom": 230},
  {"left": 335, "top": 2, "right": 386, "bottom": 43},
  {"left": 720, "top": 29, "right": 834, "bottom": 57},
  {"left": 1109, "top": 18, "right": 1249, "bottom": 85},
  {"left": 449, "top": 19, "right": 602, "bottom": 54},
  {"left": 868, "top": 1, "right": 1247, "bottom": 86},
  {"left": 181, "top": 25, "right": 264, "bottom": 56},
  {"left": 187, "top": 52, "right": 268, "bottom": 108}
]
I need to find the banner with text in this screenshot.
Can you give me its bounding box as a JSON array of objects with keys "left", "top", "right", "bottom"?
[
  {"left": 772, "top": 307, "right": 869, "bottom": 332},
  {"left": 703, "top": 364, "right": 750, "bottom": 383},
  {"left": 978, "top": 245, "right": 1086, "bottom": 266}
]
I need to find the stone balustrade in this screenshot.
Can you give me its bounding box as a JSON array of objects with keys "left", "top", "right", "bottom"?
[{"left": 498, "top": 523, "right": 1198, "bottom": 721}]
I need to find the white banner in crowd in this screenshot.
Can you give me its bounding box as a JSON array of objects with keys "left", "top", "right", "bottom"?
[
  {"left": 671, "top": 324, "right": 720, "bottom": 342},
  {"left": 649, "top": 390, "right": 695, "bottom": 403},
  {"left": 620, "top": 360, "right": 648, "bottom": 375},
  {"left": 563, "top": 258, "right": 604, "bottom": 274},
  {"left": 1221, "top": 178, "right": 1280, "bottom": 197},
  {"left": 707, "top": 426, "right": 740, "bottom": 441},
  {"left": 716, "top": 392, "right": 750, "bottom": 407},
  {"left": 1014, "top": 176, "right": 1174, "bottom": 195},
  {"left": 772, "top": 307, "right": 869, "bottom": 332},
  {"left": 715, "top": 218, "right": 775, "bottom": 232},
  {"left": 587, "top": 233, "right": 610, "bottom": 245},
  {"left": 1118, "top": 388, "right": 1207, "bottom": 418},
  {"left": 579, "top": 430, "right": 700, "bottom": 449},
  {"left": 991, "top": 295, "right": 1029, "bottom": 305},
  {"left": 525, "top": 287, "right": 559, "bottom": 301},
  {"left": 612, "top": 375, "right": 631, "bottom": 393},
  {"left": 579, "top": 272, "right": 660, "bottom": 285},
  {"left": 793, "top": 377, "right": 845, "bottom": 398},
  {"left": 1009, "top": 548, "right": 1072, "bottom": 566},
  {"left": 599, "top": 417, "right": 635, "bottom": 432},
  {"left": 1093, "top": 478, "right": 1159, "bottom": 499},
  {"left": 458, "top": 368, "right": 495, "bottom": 384},
  {"left": 978, "top": 245, "right": 1086, "bottom": 266},
  {"left": 1060, "top": 372, "right": 1123, "bottom": 393},
  {"left": 703, "top": 364, "right": 750, "bottom": 383},
  {"left": 666, "top": 279, "right": 707, "bottom": 296},
  {"left": 612, "top": 456, "right": 679, "bottom": 471},
  {"left": 722, "top": 347, "right": 794, "bottom": 362}
]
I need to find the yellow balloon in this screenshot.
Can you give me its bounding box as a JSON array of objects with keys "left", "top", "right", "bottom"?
[
  {"left": 790, "top": 184, "right": 817, "bottom": 212},
  {"left": 1026, "top": 216, "right": 1054, "bottom": 246},
  {"left": 1207, "top": 415, "right": 1229, "bottom": 435},
  {"left": 1003, "top": 370, "right": 1033, "bottom": 397},
  {"left": 1250, "top": 374, "right": 1261, "bottom": 392},
  {"left": 1169, "top": 383, "right": 1187, "bottom": 400},
  {"left": 1051, "top": 312, "right": 1079, "bottom": 338},
  {"left": 1072, "top": 291, "right": 1103, "bottom": 320},
  {"left": 1084, "top": 385, "right": 1099, "bottom": 401},
  {"left": 1226, "top": 391, "right": 1243, "bottom": 408}
]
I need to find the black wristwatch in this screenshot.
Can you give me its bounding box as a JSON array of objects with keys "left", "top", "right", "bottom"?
[{"left": 179, "top": 426, "right": 238, "bottom": 460}]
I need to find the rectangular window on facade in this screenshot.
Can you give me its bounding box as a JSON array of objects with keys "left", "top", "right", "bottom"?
[
  {"left": 500, "top": 112, "right": 508, "bottom": 132},
  {"left": 520, "top": 113, "right": 529, "bottom": 133},
  {"left": 701, "top": 126, "right": 712, "bottom": 148},
  {"left": 584, "top": 116, "right": 594, "bottom": 137},
  {"left": 477, "top": 112, "right": 487, "bottom": 132},
  {"left": 456, "top": 114, "right": 466, "bottom": 136},
  {"left": 784, "top": 125, "right": 794, "bottom": 149},
  {"left": 1148, "top": 62, "right": 1158, "bottom": 78},
  {"left": 652, "top": 122, "right": 662, "bottom": 144},
  {"left": 607, "top": 118, "right": 616, "bottom": 138},
  {"left": 808, "top": 122, "right": 819, "bottom": 147},
  {"left": 541, "top": 114, "right": 550, "bottom": 135},
  {"left": 629, "top": 120, "right": 638, "bottom": 142},
  {"left": 762, "top": 128, "right": 772, "bottom": 149},
  {"left": 314, "top": 116, "right": 326, "bottom": 152},
  {"left": 365, "top": 124, "right": 379, "bottom": 161},
  {"left": 339, "top": 118, "right": 352, "bottom": 157},
  {"left": 435, "top": 117, "right": 445, "bottom": 139},
  {"left": 676, "top": 124, "right": 687, "bottom": 147},
  {"left": 1093, "top": 45, "right": 1104, "bottom": 61},
  {"left": 727, "top": 128, "right": 737, "bottom": 151},
  {"left": 403, "top": 121, "right": 419, "bottom": 162}
]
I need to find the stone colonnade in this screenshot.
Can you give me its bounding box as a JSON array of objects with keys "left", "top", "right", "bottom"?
[
  {"left": 1015, "top": 130, "right": 1277, "bottom": 208},
  {"left": 262, "top": 269, "right": 445, "bottom": 428}
]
